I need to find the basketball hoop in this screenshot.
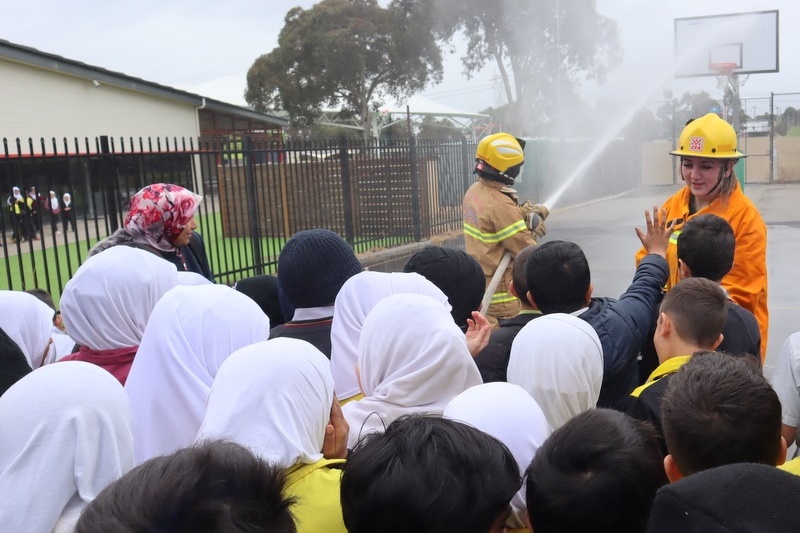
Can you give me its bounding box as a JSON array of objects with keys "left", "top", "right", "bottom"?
[{"left": 711, "top": 62, "right": 738, "bottom": 90}]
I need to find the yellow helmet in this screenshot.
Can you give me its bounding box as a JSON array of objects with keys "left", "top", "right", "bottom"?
[
  {"left": 671, "top": 113, "right": 746, "bottom": 159},
  {"left": 475, "top": 132, "right": 525, "bottom": 185}
]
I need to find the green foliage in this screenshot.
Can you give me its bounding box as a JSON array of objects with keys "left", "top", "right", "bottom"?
[
  {"left": 433, "top": 0, "right": 621, "bottom": 134},
  {"left": 246, "top": 0, "right": 443, "bottom": 141},
  {"left": 656, "top": 91, "right": 722, "bottom": 140}
]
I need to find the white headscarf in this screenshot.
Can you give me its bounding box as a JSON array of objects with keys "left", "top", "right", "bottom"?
[
  {"left": 197, "top": 338, "right": 333, "bottom": 468},
  {"left": 63, "top": 193, "right": 71, "bottom": 207},
  {"left": 342, "top": 293, "right": 482, "bottom": 448},
  {"left": 49, "top": 190, "right": 59, "bottom": 211},
  {"left": 126, "top": 284, "right": 270, "bottom": 464},
  {"left": 11, "top": 187, "right": 21, "bottom": 201},
  {"left": 507, "top": 313, "right": 603, "bottom": 433},
  {"left": 330, "top": 271, "right": 451, "bottom": 400},
  {"left": 444, "top": 382, "right": 550, "bottom": 529},
  {"left": 0, "top": 361, "right": 133, "bottom": 533},
  {"left": 0, "top": 290, "right": 54, "bottom": 368},
  {"left": 60, "top": 246, "right": 178, "bottom": 351}
]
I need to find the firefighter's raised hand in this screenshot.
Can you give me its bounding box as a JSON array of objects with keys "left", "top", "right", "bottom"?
[
  {"left": 466, "top": 311, "right": 492, "bottom": 357},
  {"left": 635, "top": 206, "right": 674, "bottom": 258}
]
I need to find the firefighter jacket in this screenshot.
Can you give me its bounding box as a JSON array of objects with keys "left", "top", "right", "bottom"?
[
  {"left": 635, "top": 181, "right": 768, "bottom": 361},
  {"left": 463, "top": 178, "right": 535, "bottom": 317}
]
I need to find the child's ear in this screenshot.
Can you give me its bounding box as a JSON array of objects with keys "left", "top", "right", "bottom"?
[
  {"left": 777, "top": 436, "right": 788, "bottom": 466},
  {"left": 526, "top": 291, "right": 539, "bottom": 310},
  {"left": 664, "top": 454, "right": 683, "bottom": 483},
  {"left": 677, "top": 259, "right": 692, "bottom": 279},
  {"left": 509, "top": 280, "right": 518, "bottom": 299},
  {"left": 711, "top": 333, "right": 724, "bottom": 350},
  {"left": 656, "top": 312, "right": 671, "bottom": 337}
]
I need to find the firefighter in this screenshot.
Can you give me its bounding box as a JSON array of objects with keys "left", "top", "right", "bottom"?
[
  {"left": 635, "top": 112, "right": 768, "bottom": 362},
  {"left": 463, "top": 132, "right": 549, "bottom": 327}
]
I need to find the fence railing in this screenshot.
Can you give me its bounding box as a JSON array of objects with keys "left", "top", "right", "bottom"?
[{"left": 0, "top": 136, "right": 477, "bottom": 301}]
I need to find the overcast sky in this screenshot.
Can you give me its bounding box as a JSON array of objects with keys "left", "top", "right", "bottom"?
[{"left": 1, "top": 0, "right": 795, "bottom": 116}]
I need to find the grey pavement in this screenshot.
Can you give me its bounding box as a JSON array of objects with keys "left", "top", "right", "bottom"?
[{"left": 544, "top": 182, "right": 800, "bottom": 378}]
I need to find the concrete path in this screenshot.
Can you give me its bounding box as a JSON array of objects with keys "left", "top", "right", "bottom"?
[{"left": 545, "top": 182, "right": 800, "bottom": 377}]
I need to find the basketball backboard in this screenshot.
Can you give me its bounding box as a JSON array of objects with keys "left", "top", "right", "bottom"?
[{"left": 674, "top": 10, "right": 779, "bottom": 78}]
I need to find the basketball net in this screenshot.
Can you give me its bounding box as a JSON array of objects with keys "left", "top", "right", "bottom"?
[{"left": 711, "top": 62, "right": 749, "bottom": 90}]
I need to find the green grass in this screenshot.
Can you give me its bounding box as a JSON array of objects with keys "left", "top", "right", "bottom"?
[
  {"left": 788, "top": 126, "right": 800, "bottom": 137},
  {"left": 2, "top": 210, "right": 420, "bottom": 303}
]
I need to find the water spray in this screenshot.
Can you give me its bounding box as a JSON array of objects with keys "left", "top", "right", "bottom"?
[{"left": 540, "top": 16, "right": 756, "bottom": 212}]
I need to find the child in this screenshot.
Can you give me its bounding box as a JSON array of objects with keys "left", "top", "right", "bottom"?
[
  {"left": 626, "top": 277, "right": 726, "bottom": 454},
  {"left": 341, "top": 414, "right": 519, "bottom": 533},
  {"left": 525, "top": 408, "right": 667, "bottom": 533},
  {"left": 660, "top": 351, "right": 785, "bottom": 482}
]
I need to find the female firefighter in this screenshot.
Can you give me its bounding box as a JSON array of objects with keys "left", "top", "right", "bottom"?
[{"left": 635, "top": 112, "right": 768, "bottom": 361}]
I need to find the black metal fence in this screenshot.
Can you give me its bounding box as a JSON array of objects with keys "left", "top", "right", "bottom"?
[{"left": 0, "top": 136, "right": 476, "bottom": 301}]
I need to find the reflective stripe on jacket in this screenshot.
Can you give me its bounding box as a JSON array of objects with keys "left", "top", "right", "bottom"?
[{"left": 463, "top": 178, "right": 535, "bottom": 312}]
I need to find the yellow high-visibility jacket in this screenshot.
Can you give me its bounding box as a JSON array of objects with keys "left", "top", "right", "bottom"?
[{"left": 635, "top": 181, "right": 768, "bottom": 361}]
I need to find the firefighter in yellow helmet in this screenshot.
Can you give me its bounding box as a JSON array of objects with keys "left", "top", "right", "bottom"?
[
  {"left": 463, "top": 132, "right": 549, "bottom": 327},
  {"left": 635, "top": 112, "right": 768, "bottom": 362}
]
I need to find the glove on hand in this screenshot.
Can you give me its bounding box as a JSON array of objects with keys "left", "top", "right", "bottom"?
[
  {"left": 528, "top": 212, "right": 547, "bottom": 239},
  {"left": 530, "top": 203, "right": 550, "bottom": 220}
]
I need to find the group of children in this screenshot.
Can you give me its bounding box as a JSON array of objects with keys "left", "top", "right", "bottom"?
[
  {"left": 6, "top": 187, "right": 76, "bottom": 242},
  {"left": 0, "top": 205, "right": 798, "bottom": 532}
]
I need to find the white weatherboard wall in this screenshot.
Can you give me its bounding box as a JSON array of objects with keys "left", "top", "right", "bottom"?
[{"left": 0, "top": 59, "right": 198, "bottom": 154}]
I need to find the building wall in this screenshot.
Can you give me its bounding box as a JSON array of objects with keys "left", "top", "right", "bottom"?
[
  {"left": 0, "top": 59, "right": 198, "bottom": 154},
  {"left": 641, "top": 136, "right": 800, "bottom": 185}
]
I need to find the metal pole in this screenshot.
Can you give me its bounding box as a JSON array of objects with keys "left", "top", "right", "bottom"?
[
  {"left": 243, "top": 135, "right": 264, "bottom": 275},
  {"left": 99, "top": 135, "right": 119, "bottom": 233},
  {"left": 339, "top": 135, "right": 355, "bottom": 247},
  {"left": 769, "top": 92, "right": 775, "bottom": 183}
]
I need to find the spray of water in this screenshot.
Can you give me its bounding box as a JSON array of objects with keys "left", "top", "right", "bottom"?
[{"left": 542, "top": 16, "right": 758, "bottom": 211}]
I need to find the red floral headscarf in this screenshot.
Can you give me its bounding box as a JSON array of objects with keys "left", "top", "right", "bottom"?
[{"left": 124, "top": 184, "right": 202, "bottom": 252}]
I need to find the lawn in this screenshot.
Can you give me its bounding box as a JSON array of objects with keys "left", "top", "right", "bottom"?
[{"left": 2, "top": 210, "right": 418, "bottom": 304}]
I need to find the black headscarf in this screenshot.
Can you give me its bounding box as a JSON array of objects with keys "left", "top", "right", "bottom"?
[
  {"left": 404, "top": 246, "right": 485, "bottom": 331},
  {"left": 0, "top": 326, "right": 32, "bottom": 397},
  {"left": 233, "top": 275, "right": 288, "bottom": 327}
]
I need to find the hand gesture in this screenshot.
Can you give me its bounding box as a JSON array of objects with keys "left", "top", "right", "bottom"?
[
  {"left": 466, "top": 311, "right": 492, "bottom": 357},
  {"left": 322, "top": 395, "right": 349, "bottom": 459},
  {"left": 635, "top": 206, "right": 674, "bottom": 258}
]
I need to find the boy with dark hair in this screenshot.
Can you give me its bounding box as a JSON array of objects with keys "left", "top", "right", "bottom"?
[
  {"left": 677, "top": 213, "right": 761, "bottom": 359},
  {"left": 626, "top": 278, "right": 727, "bottom": 454},
  {"left": 524, "top": 209, "right": 671, "bottom": 408},
  {"left": 340, "top": 414, "right": 520, "bottom": 533},
  {"left": 75, "top": 440, "right": 297, "bottom": 533},
  {"left": 660, "top": 351, "right": 786, "bottom": 482},
  {"left": 525, "top": 408, "right": 667, "bottom": 533},
  {"left": 474, "top": 244, "right": 541, "bottom": 382},
  {"left": 271, "top": 228, "right": 363, "bottom": 357}
]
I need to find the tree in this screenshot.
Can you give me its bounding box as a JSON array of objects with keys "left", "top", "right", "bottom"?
[
  {"left": 657, "top": 91, "right": 722, "bottom": 141},
  {"left": 246, "top": 0, "right": 443, "bottom": 141},
  {"left": 433, "top": 0, "right": 621, "bottom": 135}
]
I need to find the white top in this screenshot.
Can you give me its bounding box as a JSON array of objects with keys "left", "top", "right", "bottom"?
[
  {"left": 197, "top": 338, "right": 334, "bottom": 468},
  {"left": 444, "top": 382, "right": 550, "bottom": 529},
  {"left": 0, "top": 361, "right": 134, "bottom": 533},
  {"left": 60, "top": 246, "right": 178, "bottom": 351},
  {"left": 772, "top": 332, "right": 800, "bottom": 454},
  {"left": 507, "top": 313, "right": 603, "bottom": 433},
  {"left": 342, "top": 293, "right": 482, "bottom": 449},
  {"left": 126, "top": 284, "right": 270, "bottom": 464},
  {"left": 0, "top": 290, "right": 54, "bottom": 369},
  {"left": 330, "top": 271, "right": 451, "bottom": 400}
]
